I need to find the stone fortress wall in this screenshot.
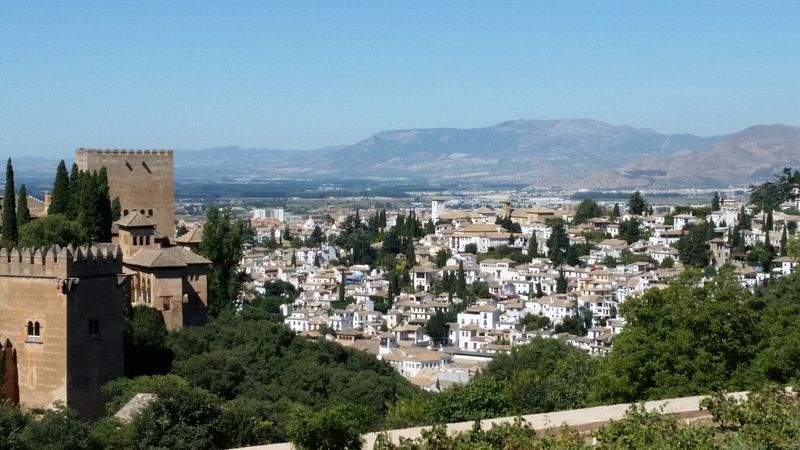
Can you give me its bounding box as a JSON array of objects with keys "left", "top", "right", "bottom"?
[{"left": 0, "top": 245, "right": 125, "bottom": 418}]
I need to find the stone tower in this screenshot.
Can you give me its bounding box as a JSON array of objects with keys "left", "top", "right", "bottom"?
[
  {"left": 75, "top": 149, "right": 175, "bottom": 238},
  {"left": 0, "top": 245, "right": 126, "bottom": 418}
]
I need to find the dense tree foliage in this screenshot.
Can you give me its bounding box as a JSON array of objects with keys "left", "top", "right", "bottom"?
[
  {"left": 199, "top": 206, "right": 245, "bottom": 316},
  {"left": 494, "top": 215, "right": 521, "bottom": 233},
  {"left": 287, "top": 403, "right": 368, "bottom": 450},
  {"left": 591, "top": 269, "right": 761, "bottom": 403},
  {"left": 18, "top": 214, "right": 82, "bottom": 248},
  {"left": 387, "top": 339, "right": 594, "bottom": 427},
  {"left": 618, "top": 217, "right": 642, "bottom": 244},
  {"left": 628, "top": 190, "right": 648, "bottom": 215},
  {"left": 749, "top": 167, "right": 800, "bottom": 212},
  {"left": 676, "top": 221, "right": 714, "bottom": 268},
  {"left": 124, "top": 305, "right": 173, "bottom": 377},
  {"left": 573, "top": 198, "right": 603, "bottom": 224}
]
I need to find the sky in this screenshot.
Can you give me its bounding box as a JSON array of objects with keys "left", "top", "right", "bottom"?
[{"left": 1, "top": 1, "right": 799, "bottom": 157}]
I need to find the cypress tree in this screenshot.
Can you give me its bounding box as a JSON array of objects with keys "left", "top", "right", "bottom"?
[
  {"left": 96, "top": 167, "right": 113, "bottom": 241},
  {"left": 339, "top": 270, "right": 346, "bottom": 303},
  {"left": 556, "top": 270, "right": 567, "bottom": 294},
  {"left": 611, "top": 203, "right": 621, "bottom": 220},
  {"left": 406, "top": 238, "right": 416, "bottom": 266},
  {"left": 2, "top": 159, "right": 18, "bottom": 247},
  {"left": 16, "top": 184, "right": 31, "bottom": 227},
  {"left": 76, "top": 170, "right": 101, "bottom": 243},
  {"left": 456, "top": 261, "right": 466, "bottom": 300},
  {"left": 111, "top": 197, "right": 122, "bottom": 221},
  {"left": 711, "top": 192, "right": 721, "bottom": 211},
  {"left": 781, "top": 225, "right": 788, "bottom": 257},
  {"left": 49, "top": 160, "right": 71, "bottom": 215},
  {"left": 528, "top": 234, "right": 539, "bottom": 257},
  {"left": 67, "top": 163, "right": 80, "bottom": 219}
]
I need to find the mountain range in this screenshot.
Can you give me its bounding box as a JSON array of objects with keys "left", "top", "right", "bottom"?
[
  {"left": 11, "top": 120, "right": 797, "bottom": 191},
  {"left": 173, "top": 119, "right": 800, "bottom": 189}
]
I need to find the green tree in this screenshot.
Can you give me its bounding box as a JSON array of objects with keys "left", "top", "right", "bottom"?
[
  {"left": 676, "top": 222, "right": 713, "bottom": 268},
  {"left": 308, "top": 225, "right": 325, "bottom": 247},
  {"left": 619, "top": 218, "right": 642, "bottom": 244},
  {"left": 781, "top": 225, "right": 788, "bottom": 257},
  {"left": 19, "top": 403, "right": 99, "bottom": 450},
  {"left": 48, "top": 160, "right": 71, "bottom": 216},
  {"left": 124, "top": 305, "right": 173, "bottom": 377},
  {"left": 464, "top": 243, "right": 478, "bottom": 254},
  {"left": 130, "top": 379, "right": 226, "bottom": 450},
  {"left": 711, "top": 192, "right": 721, "bottom": 211},
  {"left": 556, "top": 270, "right": 567, "bottom": 294},
  {"left": 546, "top": 219, "right": 569, "bottom": 266},
  {"left": 18, "top": 214, "right": 82, "bottom": 248},
  {"left": 199, "top": 206, "right": 245, "bottom": 316},
  {"left": 67, "top": 162, "right": 80, "bottom": 219},
  {"left": 2, "top": 159, "right": 18, "bottom": 247},
  {"left": 424, "top": 219, "right": 434, "bottom": 235},
  {"left": 591, "top": 269, "right": 761, "bottom": 404},
  {"left": 425, "top": 311, "right": 449, "bottom": 345},
  {"left": 95, "top": 167, "right": 113, "bottom": 241},
  {"left": 405, "top": 238, "right": 416, "bottom": 266},
  {"left": 574, "top": 198, "right": 603, "bottom": 224},
  {"left": 660, "top": 256, "right": 675, "bottom": 269},
  {"left": 628, "top": 190, "right": 647, "bottom": 215},
  {"left": 75, "top": 170, "right": 102, "bottom": 243},
  {"left": 15, "top": 184, "right": 31, "bottom": 228},
  {"left": 527, "top": 234, "right": 539, "bottom": 257},
  {"left": 111, "top": 197, "right": 121, "bottom": 222},
  {"left": 456, "top": 261, "right": 467, "bottom": 300},
  {"left": 434, "top": 249, "right": 451, "bottom": 268},
  {"left": 287, "top": 403, "right": 367, "bottom": 450},
  {"left": 611, "top": 203, "right": 621, "bottom": 220}
]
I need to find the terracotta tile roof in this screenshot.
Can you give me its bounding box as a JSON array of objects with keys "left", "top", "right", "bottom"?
[
  {"left": 176, "top": 227, "right": 203, "bottom": 244},
  {"left": 125, "top": 246, "right": 210, "bottom": 268},
  {"left": 116, "top": 211, "right": 156, "bottom": 228}
]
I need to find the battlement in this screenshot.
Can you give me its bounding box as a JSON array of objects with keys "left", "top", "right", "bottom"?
[
  {"left": 75, "top": 148, "right": 173, "bottom": 156},
  {"left": 0, "top": 245, "right": 123, "bottom": 278}
]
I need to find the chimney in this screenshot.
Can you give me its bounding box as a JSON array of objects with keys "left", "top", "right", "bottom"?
[{"left": 43, "top": 191, "right": 52, "bottom": 215}]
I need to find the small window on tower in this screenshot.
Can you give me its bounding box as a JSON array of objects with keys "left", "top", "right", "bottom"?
[
  {"left": 26, "top": 321, "right": 42, "bottom": 343},
  {"left": 123, "top": 209, "right": 129, "bottom": 216},
  {"left": 148, "top": 209, "right": 153, "bottom": 217}
]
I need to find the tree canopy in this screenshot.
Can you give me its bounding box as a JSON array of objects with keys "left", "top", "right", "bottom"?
[
  {"left": 573, "top": 198, "right": 603, "bottom": 224},
  {"left": 199, "top": 206, "right": 245, "bottom": 316}
]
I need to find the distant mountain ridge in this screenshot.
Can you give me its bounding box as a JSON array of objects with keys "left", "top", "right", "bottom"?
[
  {"left": 171, "top": 120, "right": 800, "bottom": 189},
  {"left": 174, "top": 119, "right": 723, "bottom": 186}
]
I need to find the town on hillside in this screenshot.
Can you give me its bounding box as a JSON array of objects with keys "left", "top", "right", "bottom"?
[{"left": 240, "top": 176, "right": 800, "bottom": 390}]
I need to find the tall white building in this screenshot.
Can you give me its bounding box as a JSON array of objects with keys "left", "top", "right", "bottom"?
[
  {"left": 252, "top": 207, "right": 285, "bottom": 222},
  {"left": 431, "top": 196, "right": 447, "bottom": 223}
]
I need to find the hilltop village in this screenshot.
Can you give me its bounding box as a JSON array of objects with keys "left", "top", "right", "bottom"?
[{"left": 239, "top": 183, "right": 800, "bottom": 391}]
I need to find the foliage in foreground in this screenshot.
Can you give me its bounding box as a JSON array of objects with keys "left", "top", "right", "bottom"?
[{"left": 374, "top": 388, "right": 800, "bottom": 450}]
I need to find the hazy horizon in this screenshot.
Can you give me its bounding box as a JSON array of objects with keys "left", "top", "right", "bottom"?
[{"left": 2, "top": 2, "right": 800, "bottom": 157}]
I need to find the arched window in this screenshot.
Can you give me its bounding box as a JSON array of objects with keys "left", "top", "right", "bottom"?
[
  {"left": 140, "top": 209, "right": 145, "bottom": 215},
  {"left": 26, "top": 321, "right": 33, "bottom": 337},
  {"left": 34, "top": 322, "right": 40, "bottom": 336},
  {"left": 123, "top": 209, "right": 129, "bottom": 216},
  {"left": 148, "top": 209, "right": 153, "bottom": 217}
]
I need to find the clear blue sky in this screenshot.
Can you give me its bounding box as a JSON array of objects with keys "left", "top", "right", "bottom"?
[{"left": 2, "top": 1, "right": 799, "bottom": 157}]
